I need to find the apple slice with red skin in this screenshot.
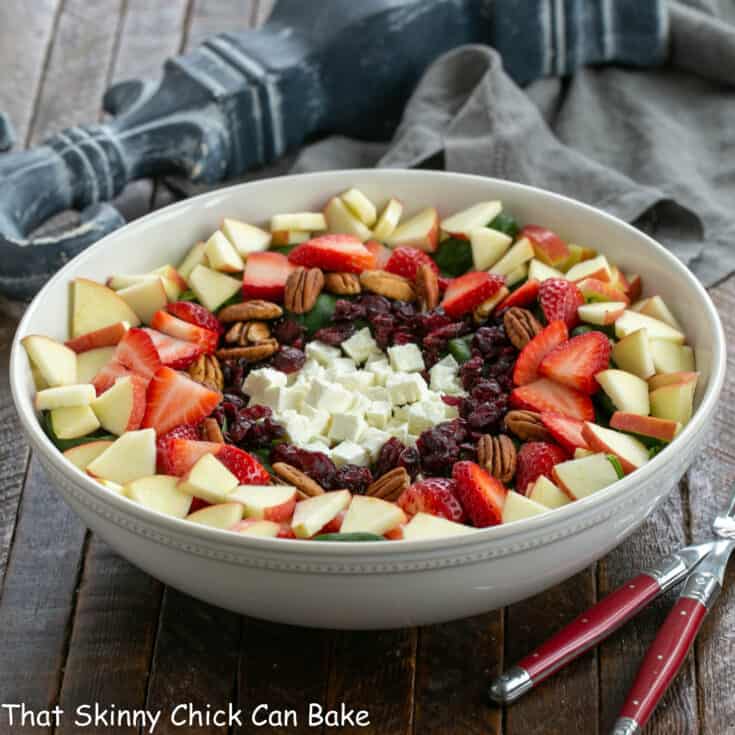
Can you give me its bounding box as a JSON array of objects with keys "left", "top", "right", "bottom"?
[
  {"left": 386, "top": 207, "right": 440, "bottom": 252},
  {"left": 577, "top": 278, "right": 629, "bottom": 306},
  {"left": 581, "top": 422, "right": 649, "bottom": 474},
  {"left": 610, "top": 411, "right": 681, "bottom": 442},
  {"left": 441, "top": 201, "right": 502, "bottom": 239},
  {"left": 521, "top": 225, "right": 570, "bottom": 267},
  {"left": 65, "top": 321, "right": 129, "bottom": 353}
]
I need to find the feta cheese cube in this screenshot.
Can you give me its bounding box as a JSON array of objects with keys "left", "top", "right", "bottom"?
[
  {"left": 430, "top": 364, "right": 464, "bottom": 394},
  {"left": 337, "top": 371, "right": 375, "bottom": 392},
  {"left": 386, "top": 373, "right": 428, "bottom": 405},
  {"left": 242, "top": 367, "right": 287, "bottom": 399},
  {"left": 342, "top": 327, "right": 379, "bottom": 364},
  {"left": 365, "top": 359, "right": 393, "bottom": 386},
  {"left": 349, "top": 393, "right": 371, "bottom": 416},
  {"left": 444, "top": 401, "right": 460, "bottom": 419},
  {"left": 435, "top": 354, "right": 459, "bottom": 370},
  {"left": 365, "top": 401, "right": 392, "bottom": 429},
  {"left": 305, "top": 341, "right": 341, "bottom": 366},
  {"left": 386, "top": 421, "right": 409, "bottom": 443},
  {"left": 282, "top": 413, "right": 314, "bottom": 445},
  {"left": 388, "top": 343, "right": 425, "bottom": 373},
  {"left": 301, "top": 404, "right": 331, "bottom": 436},
  {"left": 300, "top": 358, "right": 326, "bottom": 379},
  {"left": 326, "top": 357, "right": 356, "bottom": 377},
  {"left": 365, "top": 351, "right": 387, "bottom": 365},
  {"left": 331, "top": 440, "right": 370, "bottom": 467},
  {"left": 329, "top": 413, "right": 368, "bottom": 443},
  {"left": 302, "top": 440, "right": 331, "bottom": 454},
  {"left": 364, "top": 386, "right": 390, "bottom": 402},
  {"left": 392, "top": 404, "right": 409, "bottom": 422},
  {"left": 304, "top": 378, "right": 353, "bottom": 413},
  {"left": 361, "top": 427, "right": 391, "bottom": 461},
  {"left": 407, "top": 401, "right": 446, "bottom": 434}
]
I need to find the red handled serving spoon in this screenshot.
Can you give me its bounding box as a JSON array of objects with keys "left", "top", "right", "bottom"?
[{"left": 489, "top": 482, "right": 735, "bottom": 734}]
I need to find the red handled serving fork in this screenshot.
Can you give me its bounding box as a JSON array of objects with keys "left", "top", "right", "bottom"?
[{"left": 489, "top": 482, "right": 735, "bottom": 734}]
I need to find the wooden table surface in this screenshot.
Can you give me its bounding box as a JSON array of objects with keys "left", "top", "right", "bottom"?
[{"left": 1, "top": 2, "right": 734, "bottom": 733}]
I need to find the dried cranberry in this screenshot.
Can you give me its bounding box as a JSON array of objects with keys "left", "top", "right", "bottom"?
[
  {"left": 333, "top": 299, "right": 366, "bottom": 321},
  {"left": 335, "top": 465, "right": 373, "bottom": 494},
  {"left": 270, "top": 444, "right": 338, "bottom": 488},
  {"left": 358, "top": 293, "right": 392, "bottom": 316},
  {"left": 370, "top": 312, "right": 396, "bottom": 349},
  {"left": 416, "top": 419, "right": 471, "bottom": 476},
  {"left": 460, "top": 355, "right": 485, "bottom": 390},
  {"left": 398, "top": 446, "right": 421, "bottom": 480},
  {"left": 392, "top": 329, "right": 414, "bottom": 345},
  {"left": 375, "top": 437, "right": 406, "bottom": 476},
  {"left": 272, "top": 318, "right": 305, "bottom": 345},
  {"left": 270, "top": 346, "right": 306, "bottom": 373},
  {"left": 313, "top": 323, "right": 356, "bottom": 345}
]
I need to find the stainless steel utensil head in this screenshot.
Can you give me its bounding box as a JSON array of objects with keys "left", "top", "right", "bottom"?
[{"left": 712, "top": 482, "right": 735, "bottom": 540}]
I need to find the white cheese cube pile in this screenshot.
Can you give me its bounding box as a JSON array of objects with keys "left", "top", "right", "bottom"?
[{"left": 242, "top": 339, "right": 467, "bottom": 464}]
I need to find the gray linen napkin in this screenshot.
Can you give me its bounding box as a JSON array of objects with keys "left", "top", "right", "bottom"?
[{"left": 293, "top": 1, "right": 735, "bottom": 287}]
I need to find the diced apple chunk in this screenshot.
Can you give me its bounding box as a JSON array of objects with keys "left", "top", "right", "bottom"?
[
  {"left": 291, "top": 490, "right": 351, "bottom": 539},
  {"left": 22, "top": 335, "right": 77, "bottom": 387},
  {"left": 35, "top": 384, "right": 95, "bottom": 411},
  {"left": 502, "top": 491, "right": 548, "bottom": 523},
  {"left": 70, "top": 277, "right": 141, "bottom": 337},
  {"left": 611, "top": 328, "right": 655, "bottom": 380},
  {"left": 187, "top": 502, "right": 244, "bottom": 529},
  {"left": 649, "top": 376, "right": 697, "bottom": 424},
  {"left": 529, "top": 476, "right": 571, "bottom": 509},
  {"left": 581, "top": 423, "right": 649, "bottom": 474},
  {"left": 178, "top": 453, "right": 239, "bottom": 504},
  {"left": 552, "top": 453, "right": 620, "bottom": 499},
  {"left": 595, "top": 369, "right": 650, "bottom": 416},
  {"left": 528, "top": 259, "right": 564, "bottom": 282},
  {"left": 125, "top": 475, "right": 193, "bottom": 519},
  {"left": 633, "top": 295, "right": 681, "bottom": 329},
  {"left": 228, "top": 484, "right": 297, "bottom": 522},
  {"left": 117, "top": 278, "right": 168, "bottom": 324},
  {"left": 341, "top": 495, "right": 407, "bottom": 535},
  {"left": 649, "top": 340, "right": 695, "bottom": 374},
  {"left": 271, "top": 229, "right": 311, "bottom": 245},
  {"left": 77, "top": 347, "right": 116, "bottom": 384},
  {"left": 204, "top": 230, "right": 245, "bottom": 273},
  {"left": 150, "top": 265, "right": 187, "bottom": 301},
  {"left": 565, "top": 255, "right": 612, "bottom": 283},
  {"left": 385, "top": 207, "right": 439, "bottom": 252},
  {"left": 324, "top": 196, "right": 372, "bottom": 241},
  {"left": 614, "top": 311, "right": 685, "bottom": 344},
  {"left": 188, "top": 265, "right": 241, "bottom": 311},
  {"left": 177, "top": 241, "right": 208, "bottom": 281},
  {"left": 505, "top": 263, "right": 529, "bottom": 287},
  {"left": 490, "top": 237, "right": 534, "bottom": 276},
  {"left": 441, "top": 201, "right": 502, "bottom": 238},
  {"left": 63, "top": 440, "right": 114, "bottom": 470},
  {"left": 610, "top": 412, "right": 681, "bottom": 442},
  {"left": 401, "top": 513, "right": 475, "bottom": 540},
  {"left": 372, "top": 198, "right": 403, "bottom": 240},
  {"left": 340, "top": 189, "right": 377, "bottom": 226},
  {"left": 51, "top": 405, "right": 100, "bottom": 439},
  {"left": 231, "top": 519, "right": 281, "bottom": 537},
  {"left": 578, "top": 301, "right": 626, "bottom": 326},
  {"left": 91, "top": 375, "right": 146, "bottom": 435},
  {"left": 470, "top": 227, "right": 512, "bottom": 270},
  {"left": 222, "top": 218, "right": 271, "bottom": 256},
  {"left": 86, "top": 429, "right": 156, "bottom": 484},
  {"left": 271, "top": 212, "right": 327, "bottom": 232}
]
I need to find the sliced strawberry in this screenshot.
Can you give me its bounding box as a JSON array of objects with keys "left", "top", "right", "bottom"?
[
  {"left": 277, "top": 523, "right": 296, "bottom": 539},
  {"left": 166, "top": 301, "right": 223, "bottom": 335},
  {"left": 142, "top": 328, "right": 201, "bottom": 369},
  {"left": 511, "top": 378, "right": 594, "bottom": 421},
  {"left": 114, "top": 328, "right": 161, "bottom": 380},
  {"left": 452, "top": 461, "right": 507, "bottom": 527},
  {"left": 65, "top": 321, "right": 128, "bottom": 353},
  {"left": 538, "top": 331, "right": 611, "bottom": 394},
  {"left": 156, "top": 437, "right": 220, "bottom": 476},
  {"left": 365, "top": 240, "right": 392, "bottom": 269},
  {"left": 92, "top": 360, "right": 134, "bottom": 395},
  {"left": 397, "top": 477, "right": 466, "bottom": 523},
  {"left": 384, "top": 247, "right": 439, "bottom": 280},
  {"left": 242, "top": 251, "right": 296, "bottom": 301},
  {"left": 440, "top": 271, "right": 505, "bottom": 318},
  {"left": 515, "top": 441, "right": 568, "bottom": 494},
  {"left": 512, "top": 320, "right": 568, "bottom": 386},
  {"left": 540, "top": 412, "right": 590, "bottom": 453},
  {"left": 189, "top": 497, "right": 212, "bottom": 514},
  {"left": 317, "top": 510, "right": 346, "bottom": 535},
  {"left": 538, "top": 278, "right": 584, "bottom": 328},
  {"left": 496, "top": 279, "right": 540, "bottom": 312},
  {"left": 155, "top": 422, "right": 202, "bottom": 473},
  {"left": 150, "top": 310, "right": 218, "bottom": 354},
  {"left": 288, "top": 234, "right": 375, "bottom": 273},
  {"left": 215, "top": 445, "right": 270, "bottom": 485},
  {"left": 142, "top": 366, "right": 221, "bottom": 435},
  {"left": 437, "top": 276, "right": 451, "bottom": 293}
]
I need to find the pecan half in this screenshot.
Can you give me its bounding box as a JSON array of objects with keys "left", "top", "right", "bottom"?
[
  {"left": 224, "top": 321, "right": 245, "bottom": 344},
  {"left": 503, "top": 307, "right": 542, "bottom": 349},
  {"left": 504, "top": 410, "right": 552, "bottom": 442},
  {"left": 477, "top": 434, "right": 517, "bottom": 484},
  {"left": 272, "top": 462, "right": 325, "bottom": 497},
  {"left": 360, "top": 270, "right": 416, "bottom": 302},
  {"left": 218, "top": 300, "right": 283, "bottom": 322},
  {"left": 415, "top": 263, "right": 439, "bottom": 312},
  {"left": 216, "top": 338, "right": 279, "bottom": 362},
  {"left": 202, "top": 417, "right": 225, "bottom": 443},
  {"left": 187, "top": 354, "right": 224, "bottom": 391},
  {"left": 473, "top": 286, "right": 510, "bottom": 324},
  {"left": 284, "top": 266, "right": 324, "bottom": 314},
  {"left": 367, "top": 467, "right": 410, "bottom": 501},
  {"left": 324, "top": 272, "right": 361, "bottom": 295}
]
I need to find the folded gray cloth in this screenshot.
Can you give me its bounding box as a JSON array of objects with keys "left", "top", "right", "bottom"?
[{"left": 294, "top": 1, "right": 735, "bottom": 287}]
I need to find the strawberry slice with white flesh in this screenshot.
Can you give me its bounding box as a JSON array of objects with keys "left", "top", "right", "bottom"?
[
  {"left": 114, "top": 328, "right": 161, "bottom": 380},
  {"left": 241, "top": 251, "right": 296, "bottom": 301},
  {"left": 452, "top": 461, "right": 507, "bottom": 528},
  {"left": 440, "top": 271, "right": 505, "bottom": 318},
  {"left": 540, "top": 412, "right": 590, "bottom": 453},
  {"left": 142, "top": 367, "right": 221, "bottom": 436},
  {"left": 511, "top": 378, "right": 594, "bottom": 422},
  {"left": 150, "top": 310, "right": 218, "bottom": 353},
  {"left": 512, "top": 320, "right": 568, "bottom": 386},
  {"left": 288, "top": 234, "right": 376, "bottom": 273},
  {"left": 538, "top": 330, "right": 612, "bottom": 394},
  {"left": 142, "top": 328, "right": 201, "bottom": 369}
]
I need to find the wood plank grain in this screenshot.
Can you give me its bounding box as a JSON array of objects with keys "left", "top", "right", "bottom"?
[
  {"left": 414, "top": 614, "right": 503, "bottom": 735},
  {"left": 0, "top": 0, "right": 61, "bottom": 145},
  {"left": 324, "top": 629, "right": 418, "bottom": 735},
  {"left": 234, "top": 621, "right": 331, "bottom": 735},
  {"left": 505, "top": 570, "right": 598, "bottom": 735},
  {"left": 0, "top": 459, "right": 87, "bottom": 734},
  {"left": 142, "top": 588, "right": 241, "bottom": 735},
  {"left": 689, "top": 278, "right": 735, "bottom": 735},
  {"left": 597, "top": 494, "right": 696, "bottom": 734}
]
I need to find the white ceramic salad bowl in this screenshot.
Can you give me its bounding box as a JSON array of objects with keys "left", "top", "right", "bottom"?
[{"left": 10, "top": 170, "right": 726, "bottom": 629}]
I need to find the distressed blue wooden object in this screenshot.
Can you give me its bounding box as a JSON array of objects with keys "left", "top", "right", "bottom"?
[{"left": 0, "top": 0, "right": 667, "bottom": 298}]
